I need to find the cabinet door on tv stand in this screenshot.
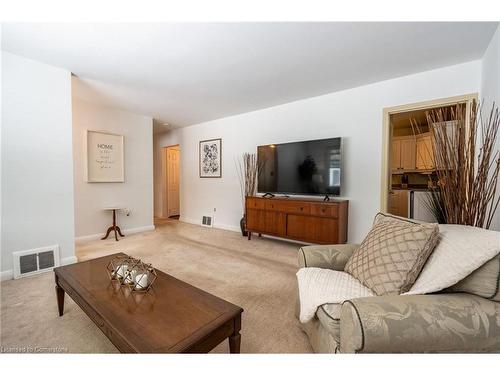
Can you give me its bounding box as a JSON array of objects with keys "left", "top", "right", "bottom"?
[
  {"left": 246, "top": 209, "right": 266, "bottom": 233},
  {"left": 286, "top": 215, "right": 316, "bottom": 242},
  {"left": 287, "top": 215, "right": 339, "bottom": 244},
  {"left": 313, "top": 218, "right": 339, "bottom": 244},
  {"left": 265, "top": 211, "right": 286, "bottom": 236}
]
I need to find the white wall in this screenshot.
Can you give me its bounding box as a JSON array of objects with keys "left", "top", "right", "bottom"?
[
  {"left": 72, "top": 95, "right": 154, "bottom": 240},
  {"left": 482, "top": 25, "right": 500, "bottom": 110},
  {"left": 481, "top": 25, "right": 500, "bottom": 231},
  {"left": 1, "top": 52, "right": 75, "bottom": 277},
  {"left": 156, "top": 61, "right": 482, "bottom": 242}
]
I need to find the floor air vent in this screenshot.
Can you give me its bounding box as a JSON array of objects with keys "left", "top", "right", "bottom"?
[
  {"left": 13, "top": 245, "right": 60, "bottom": 279},
  {"left": 201, "top": 216, "right": 213, "bottom": 227}
]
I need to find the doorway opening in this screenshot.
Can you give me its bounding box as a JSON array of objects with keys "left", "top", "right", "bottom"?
[
  {"left": 161, "top": 145, "right": 180, "bottom": 222},
  {"left": 381, "top": 93, "right": 477, "bottom": 222}
]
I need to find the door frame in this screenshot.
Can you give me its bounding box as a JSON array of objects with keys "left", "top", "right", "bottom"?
[
  {"left": 162, "top": 144, "right": 180, "bottom": 218},
  {"left": 380, "top": 93, "right": 478, "bottom": 213}
]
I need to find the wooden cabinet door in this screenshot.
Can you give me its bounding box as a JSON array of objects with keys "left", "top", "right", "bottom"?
[
  {"left": 400, "top": 138, "right": 416, "bottom": 170},
  {"left": 312, "top": 217, "right": 339, "bottom": 244},
  {"left": 391, "top": 139, "right": 401, "bottom": 170},
  {"left": 246, "top": 209, "right": 266, "bottom": 232},
  {"left": 287, "top": 215, "right": 338, "bottom": 244},
  {"left": 397, "top": 190, "right": 408, "bottom": 217},
  {"left": 416, "top": 134, "right": 434, "bottom": 170},
  {"left": 388, "top": 191, "right": 399, "bottom": 216},
  {"left": 265, "top": 212, "right": 286, "bottom": 236},
  {"left": 388, "top": 190, "right": 408, "bottom": 217},
  {"left": 389, "top": 190, "right": 408, "bottom": 217},
  {"left": 424, "top": 136, "right": 434, "bottom": 169},
  {"left": 416, "top": 137, "right": 426, "bottom": 169},
  {"left": 287, "top": 215, "right": 316, "bottom": 242}
]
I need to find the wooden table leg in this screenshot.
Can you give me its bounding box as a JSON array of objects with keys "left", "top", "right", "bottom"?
[
  {"left": 117, "top": 226, "right": 125, "bottom": 237},
  {"left": 229, "top": 314, "right": 241, "bottom": 353},
  {"left": 102, "top": 209, "right": 124, "bottom": 241},
  {"left": 101, "top": 226, "right": 114, "bottom": 240},
  {"left": 55, "top": 274, "right": 65, "bottom": 317},
  {"left": 247, "top": 231, "right": 252, "bottom": 240}
]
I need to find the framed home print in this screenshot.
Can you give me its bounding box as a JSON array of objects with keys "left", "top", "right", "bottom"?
[
  {"left": 86, "top": 130, "right": 124, "bottom": 182},
  {"left": 199, "top": 138, "right": 222, "bottom": 178}
]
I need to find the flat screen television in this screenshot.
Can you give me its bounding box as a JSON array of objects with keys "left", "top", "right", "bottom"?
[{"left": 257, "top": 137, "right": 342, "bottom": 196}]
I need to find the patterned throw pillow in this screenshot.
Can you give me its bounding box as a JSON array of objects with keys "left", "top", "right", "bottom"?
[{"left": 344, "top": 213, "right": 439, "bottom": 295}]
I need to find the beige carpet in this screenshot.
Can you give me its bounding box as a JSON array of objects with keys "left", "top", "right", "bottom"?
[{"left": 0, "top": 220, "right": 312, "bottom": 353}]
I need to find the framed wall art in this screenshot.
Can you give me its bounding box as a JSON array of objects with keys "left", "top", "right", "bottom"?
[
  {"left": 86, "top": 130, "right": 124, "bottom": 182},
  {"left": 199, "top": 138, "right": 222, "bottom": 178}
]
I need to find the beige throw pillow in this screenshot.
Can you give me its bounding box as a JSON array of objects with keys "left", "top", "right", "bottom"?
[{"left": 344, "top": 213, "right": 439, "bottom": 295}]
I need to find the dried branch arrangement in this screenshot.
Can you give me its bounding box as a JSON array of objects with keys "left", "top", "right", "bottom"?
[
  {"left": 425, "top": 100, "right": 500, "bottom": 228},
  {"left": 421, "top": 189, "right": 447, "bottom": 224},
  {"left": 236, "top": 153, "right": 260, "bottom": 212}
]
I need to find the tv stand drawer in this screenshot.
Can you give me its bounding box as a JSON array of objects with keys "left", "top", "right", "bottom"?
[
  {"left": 246, "top": 197, "right": 266, "bottom": 210},
  {"left": 310, "top": 203, "right": 338, "bottom": 218},
  {"left": 265, "top": 200, "right": 310, "bottom": 214}
]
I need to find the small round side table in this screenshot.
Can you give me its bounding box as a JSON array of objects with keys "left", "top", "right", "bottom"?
[{"left": 102, "top": 207, "right": 125, "bottom": 241}]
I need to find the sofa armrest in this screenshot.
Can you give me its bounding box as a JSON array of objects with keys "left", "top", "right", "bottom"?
[
  {"left": 298, "top": 244, "right": 359, "bottom": 270},
  {"left": 339, "top": 293, "right": 500, "bottom": 353}
]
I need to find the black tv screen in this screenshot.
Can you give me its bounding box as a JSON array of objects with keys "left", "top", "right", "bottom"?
[{"left": 257, "top": 137, "right": 342, "bottom": 196}]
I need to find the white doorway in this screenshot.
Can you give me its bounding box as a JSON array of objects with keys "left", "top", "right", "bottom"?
[{"left": 162, "top": 145, "right": 180, "bottom": 218}]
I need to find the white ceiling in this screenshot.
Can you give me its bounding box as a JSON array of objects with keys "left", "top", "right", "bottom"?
[{"left": 2, "top": 22, "right": 498, "bottom": 127}]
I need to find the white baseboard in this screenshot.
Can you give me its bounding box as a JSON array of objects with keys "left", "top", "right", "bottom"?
[
  {"left": 180, "top": 217, "right": 240, "bottom": 233},
  {"left": 124, "top": 225, "right": 156, "bottom": 236},
  {"left": 75, "top": 225, "right": 156, "bottom": 244},
  {"left": 61, "top": 256, "right": 78, "bottom": 266},
  {"left": 213, "top": 222, "right": 241, "bottom": 233},
  {"left": 179, "top": 217, "right": 200, "bottom": 227},
  {"left": 0, "top": 255, "right": 79, "bottom": 282},
  {"left": 1, "top": 269, "right": 14, "bottom": 281}
]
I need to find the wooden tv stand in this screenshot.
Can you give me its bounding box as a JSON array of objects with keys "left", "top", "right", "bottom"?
[{"left": 245, "top": 196, "right": 348, "bottom": 244}]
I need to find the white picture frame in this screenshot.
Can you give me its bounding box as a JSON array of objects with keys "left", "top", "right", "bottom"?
[{"left": 86, "top": 130, "right": 124, "bottom": 182}]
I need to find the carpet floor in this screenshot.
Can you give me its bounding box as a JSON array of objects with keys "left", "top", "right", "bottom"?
[{"left": 0, "top": 220, "right": 312, "bottom": 353}]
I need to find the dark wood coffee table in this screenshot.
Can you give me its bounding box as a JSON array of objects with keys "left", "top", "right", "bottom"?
[{"left": 54, "top": 253, "right": 243, "bottom": 353}]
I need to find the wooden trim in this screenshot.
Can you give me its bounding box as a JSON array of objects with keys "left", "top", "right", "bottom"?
[
  {"left": 161, "top": 147, "right": 168, "bottom": 218},
  {"left": 380, "top": 93, "right": 478, "bottom": 213},
  {"left": 199, "top": 138, "right": 222, "bottom": 178},
  {"left": 162, "top": 144, "right": 180, "bottom": 218}
]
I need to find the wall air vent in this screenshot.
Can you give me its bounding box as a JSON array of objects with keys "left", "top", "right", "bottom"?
[
  {"left": 13, "top": 245, "right": 60, "bottom": 279},
  {"left": 201, "top": 216, "right": 213, "bottom": 227}
]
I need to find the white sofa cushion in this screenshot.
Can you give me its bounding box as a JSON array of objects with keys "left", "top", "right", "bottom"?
[
  {"left": 296, "top": 268, "right": 374, "bottom": 323},
  {"left": 406, "top": 224, "right": 500, "bottom": 295}
]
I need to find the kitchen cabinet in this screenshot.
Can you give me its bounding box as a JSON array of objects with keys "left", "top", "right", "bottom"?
[
  {"left": 416, "top": 133, "right": 434, "bottom": 170},
  {"left": 400, "top": 138, "right": 416, "bottom": 170},
  {"left": 392, "top": 136, "right": 416, "bottom": 171},
  {"left": 391, "top": 139, "right": 401, "bottom": 170},
  {"left": 388, "top": 189, "right": 408, "bottom": 217}
]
